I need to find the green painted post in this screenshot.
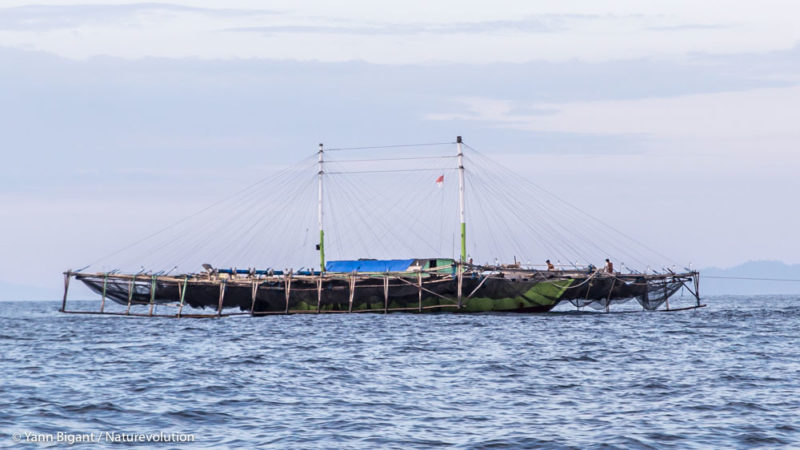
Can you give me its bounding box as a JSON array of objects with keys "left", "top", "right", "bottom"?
[
  {"left": 457, "top": 136, "right": 466, "bottom": 263},
  {"left": 460, "top": 222, "right": 466, "bottom": 264}
]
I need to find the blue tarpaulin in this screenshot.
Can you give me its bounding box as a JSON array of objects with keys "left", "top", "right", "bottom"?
[{"left": 326, "top": 259, "right": 415, "bottom": 273}]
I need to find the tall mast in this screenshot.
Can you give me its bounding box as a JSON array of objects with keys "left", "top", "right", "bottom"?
[
  {"left": 318, "top": 143, "right": 325, "bottom": 272},
  {"left": 457, "top": 136, "right": 466, "bottom": 263}
]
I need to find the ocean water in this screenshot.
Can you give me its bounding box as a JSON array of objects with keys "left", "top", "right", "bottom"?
[{"left": 1, "top": 296, "right": 799, "bottom": 448}]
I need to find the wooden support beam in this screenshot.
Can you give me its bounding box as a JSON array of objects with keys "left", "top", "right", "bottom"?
[
  {"left": 250, "top": 280, "right": 258, "bottom": 316},
  {"left": 126, "top": 276, "right": 136, "bottom": 315},
  {"left": 60, "top": 271, "right": 71, "bottom": 312},
  {"left": 466, "top": 275, "right": 490, "bottom": 299},
  {"left": 663, "top": 304, "right": 707, "bottom": 312},
  {"left": 316, "top": 277, "right": 323, "bottom": 313},
  {"left": 284, "top": 272, "right": 292, "bottom": 314},
  {"left": 417, "top": 272, "right": 423, "bottom": 313},
  {"left": 99, "top": 273, "right": 108, "bottom": 313},
  {"left": 383, "top": 275, "right": 389, "bottom": 314},
  {"left": 348, "top": 274, "right": 355, "bottom": 313},
  {"left": 217, "top": 280, "right": 226, "bottom": 317},
  {"left": 694, "top": 274, "right": 701, "bottom": 307},
  {"left": 457, "top": 267, "right": 463, "bottom": 310},
  {"left": 394, "top": 276, "right": 455, "bottom": 304},
  {"left": 606, "top": 278, "right": 616, "bottom": 313},
  {"left": 148, "top": 275, "right": 157, "bottom": 316},
  {"left": 177, "top": 277, "right": 187, "bottom": 318}
]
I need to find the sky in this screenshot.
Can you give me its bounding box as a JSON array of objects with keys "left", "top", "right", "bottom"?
[{"left": 1, "top": 1, "right": 800, "bottom": 299}]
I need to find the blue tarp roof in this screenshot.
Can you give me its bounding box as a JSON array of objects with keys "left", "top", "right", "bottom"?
[{"left": 326, "top": 259, "right": 415, "bottom": 273}]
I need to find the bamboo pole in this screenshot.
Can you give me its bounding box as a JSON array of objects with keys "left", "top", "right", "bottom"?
[
  {"left": 148, "top": 275, "right": 157, "bottom": 316},
  {"left": 126, "top": 275, "right": 136, "bottom": 315},
  {"left": 694, "top": 274, "right": 701, "bottom": 307},
  {"left": 456, "top": 136, "right": 466, "bottom": 263},
  {"left": 284, "top": 271, "right": 292, "bottom": 314},
  {"left": 394, "top": 276, "right": 455, "bottom": 303},
  {"left": 60, "top": 271, "right": 71, "bottom": 312},
  {"left": 99, "top": 273, "right": 108, "bottom": 313},
  {"left": 417, "top": 272, "right": 423, "bottom": 312},
  {"left": 605, "top": 278, "right": 616, "bottom": 313},
  {"left": 383, "top": 275, "right": 389, "bottom": 314},
  {"left": 177, "top": 277, "right": 187, "bottom": 318},
  {"left": 217, "top": 280, "right": 226, "bottom": 317},
  {"left": 457, "top": 266, "right": 463, "bottom": 310},
  {"left": 318, "top": 143, "right": 325, "bottom": 273},
  {"left": 250, "top": 280, "right": 258, "bottom": 316},
  {"left": 466, "top": 274, "right": 490, "bottom": 299},
  {"left": 316, "top": 277, "right": 323, "bottom": 313},
  {"left": 348, "top": 274, "right": 355, "bottom": 313}
]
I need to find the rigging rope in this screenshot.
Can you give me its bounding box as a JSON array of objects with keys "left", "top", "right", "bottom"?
[
  {"left": 83, "top": 155, "right": 317, "bottom": 271},
  {"left": 326, "top": 168, "right": 453, "bottom": 175},
  {"left": 81, "top": 138, "right": 689, "bottom": 274},
  {"left": 325, "top": 142, "right": 454, "bottom": 151},
  {"left": 325, "top": 155, "right": 457, "bottom": 163}
]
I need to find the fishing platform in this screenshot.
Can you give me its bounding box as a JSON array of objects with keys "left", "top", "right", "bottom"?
[{"left": 61, "top": 137, "right": 703, "bottom": 317}]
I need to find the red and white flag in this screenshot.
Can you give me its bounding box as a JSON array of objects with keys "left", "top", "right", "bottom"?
[{"left": 435, "top": 175, "right": 444, "bottom": 188}]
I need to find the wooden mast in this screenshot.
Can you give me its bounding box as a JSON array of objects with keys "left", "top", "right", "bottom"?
[
  {"left": 318, "top": 143, "right": 326, "bottom": 273},
  {"left": 457, "top": 136, "right": 466, "bottom": 309},
  {"left": 457, "top": 136, "right": 466, "bottom": 264}
]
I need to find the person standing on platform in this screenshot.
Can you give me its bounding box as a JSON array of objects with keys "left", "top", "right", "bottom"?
[
  {"left": 604, "top": 258, "right": 614, "bottom": 274},
  {"left": 546, "top": 260, "right": 555, "bottom": 271}
]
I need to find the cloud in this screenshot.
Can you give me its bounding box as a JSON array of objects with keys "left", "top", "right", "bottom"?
[
  {"left": 0, "top": 3, "right": 279, "bottom": 31},
  {"left": 0, "top": 44, "right": 794, "bottom": 177},
  {"left": 224, "top": 16, "right": 571, "bottom": 36},
  {"left": 426, "top": 85, "right": 800, "bottom": 143},
  {"left": 645, "top": 23, "right": 730, "bottom": 31},
  {"left": 2, "top": 44, "right": 800, "bottom": 287}
]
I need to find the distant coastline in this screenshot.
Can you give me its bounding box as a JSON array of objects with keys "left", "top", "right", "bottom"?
[{"left": 701, "top": 260, "right": 800, "bottom": 295}]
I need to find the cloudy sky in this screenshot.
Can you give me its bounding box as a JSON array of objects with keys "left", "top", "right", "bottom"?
[{"left": 2, "top": 1, "right": 799, "bottom": 299}]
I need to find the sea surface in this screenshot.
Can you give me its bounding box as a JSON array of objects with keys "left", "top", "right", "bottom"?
[{"left": 1, "top": 296, "right": 799, "bottom": 448}]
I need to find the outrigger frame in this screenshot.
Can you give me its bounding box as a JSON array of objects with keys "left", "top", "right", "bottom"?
[{"left": 60, "top": 265, "right": 703, "bottom": 318}]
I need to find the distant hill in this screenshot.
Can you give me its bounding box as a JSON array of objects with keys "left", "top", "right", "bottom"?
[
  {"left": 701, "top": 260, "right": 800, "bottom": 295},
  {"left": 0, "top": 281, "right": 60, "bottom": 302}
]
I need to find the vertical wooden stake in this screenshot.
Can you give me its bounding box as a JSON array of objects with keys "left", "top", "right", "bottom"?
[
  {"left": 284, "top": 272, "right": 292, "bottom": 314},
  {"left": 177, "top": 277, "right": 187, "bottom": 318},
  {"left": 665, "top": 282, "right": 671, "bottom": 311},
  {"left": 694, "top": 274, "right": 701, "bottom": 307},
  {"left": 316, "top": 277, "right": 322, "bottom": 313},
  {"left": 148, "top": 275, "right": 157, "bottom": 316},
  {"left": 348, "top": 274, "right": 355, "bottom": 313},
  {"left": 60, "top": 271, "right": 71, "bottom": 312},
  {"left": 217, "top": 280, "right": 226, "bottom": 317},
  {"left": 457, "top": 265, "right": 463, "bottom": 310},
  {"left": 581, "top": 277, "right": 591, "bottom": 311},
  {"left": 417, "top": 272, "right": 423, "bottom": 313},
  {"left": 250, "top": 280, "right": 258, "bottom": 316},
  {"left": 99, "top": 273, "right": 108, "bottom": 313},
  {"left": 605, "top": 278, "right": 616, "bottom": 313},
  {"left": 126, "top": 276, "right": 136, "bottom": 315},
  {"left": 383, "top": 275, "right": 389, "bottom": 314}
]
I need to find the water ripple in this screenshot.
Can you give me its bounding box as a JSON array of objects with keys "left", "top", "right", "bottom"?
[{"left": 1, "top": 296, "right": 800, "bottom": 447}]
